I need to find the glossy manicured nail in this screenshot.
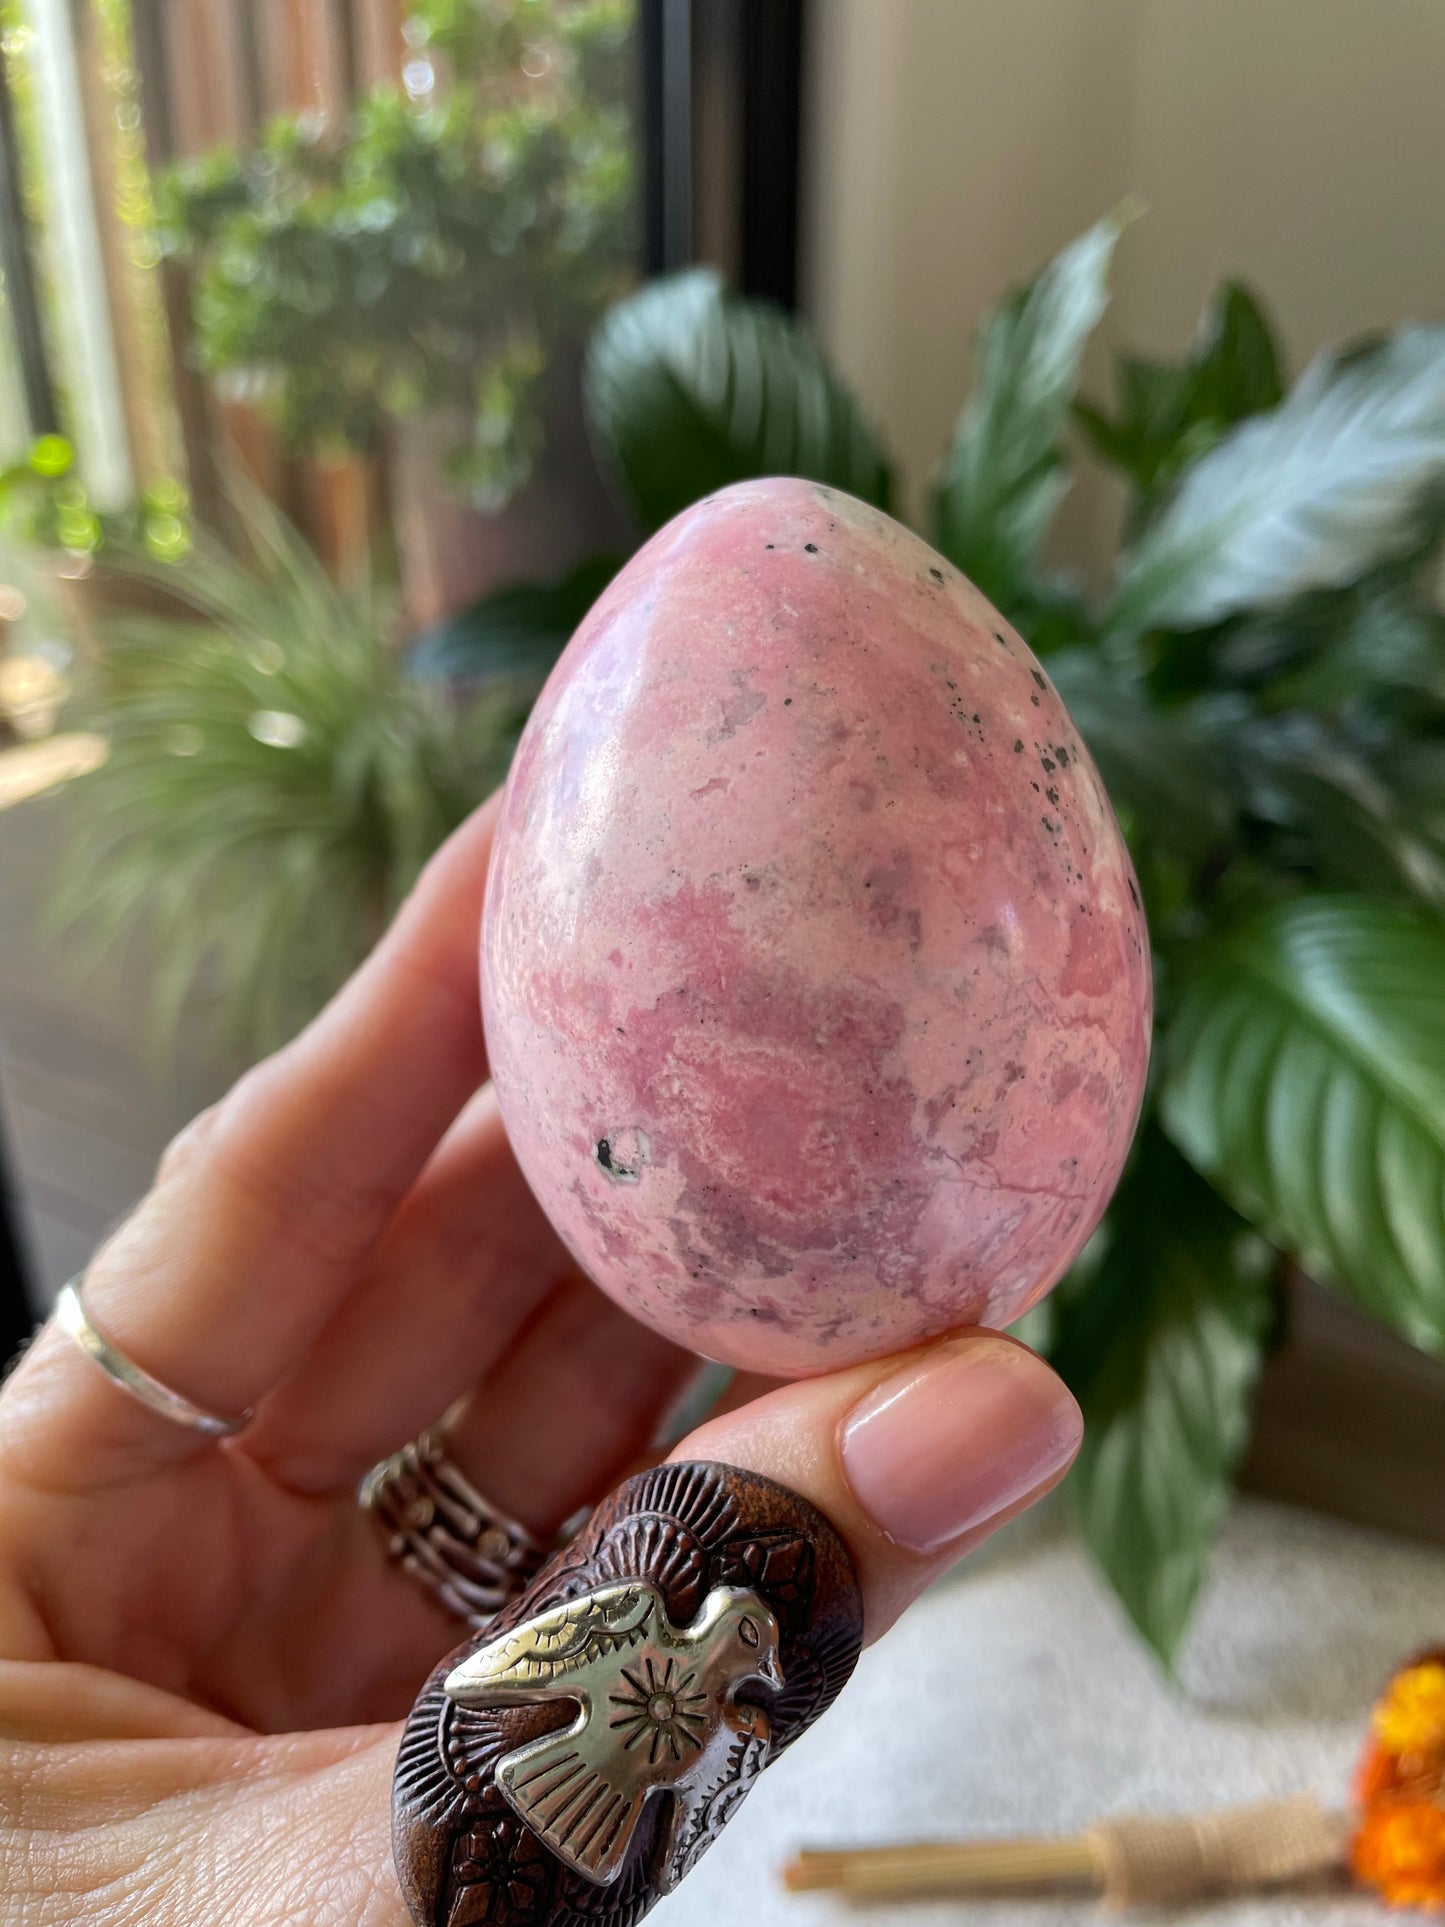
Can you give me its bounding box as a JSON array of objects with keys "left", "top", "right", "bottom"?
[{"left": 840, "top": 1333, "right": 1082, "bottom": 1553}]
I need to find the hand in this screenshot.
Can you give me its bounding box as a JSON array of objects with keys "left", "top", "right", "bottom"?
[{"left": 0, "top": 795, "right": 1082, "bottom": 1925}]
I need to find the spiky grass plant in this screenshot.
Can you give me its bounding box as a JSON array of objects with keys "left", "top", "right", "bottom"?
[{"left": 57, "top": 487, "right": 534, "bottom": 1052}]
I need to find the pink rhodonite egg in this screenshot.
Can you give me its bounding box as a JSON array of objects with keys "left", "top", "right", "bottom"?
[{"left": 482, "top": 479, "right": 1151, "bottom": 1375}]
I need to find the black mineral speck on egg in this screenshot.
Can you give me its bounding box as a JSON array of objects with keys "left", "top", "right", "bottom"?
[
  {"left": 595, "top": 1129, "right": 648, "bottom": 1184},
  {"left": 929, "top": 566, "right": 944, "bottom": 584},
  {"left": 804, "top": 542, "right": 819, "bottom": 553},
  {"left": 1031, "top": 669, "right": 1048, "bottom": 690},
  {"left": 1013, "top": 739, "right": 1024, "bottom": 753}
]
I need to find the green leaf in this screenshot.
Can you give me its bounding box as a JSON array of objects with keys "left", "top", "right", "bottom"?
[
  {"left": 934, "top": 214, "right": 1121, "bottom": 607},
  {"left": 1223, "top": 720, "right": 1445, "bottom": 909},
  {"left": 1053, "top": 1128, "right": 1275, "bottom": 1665},
  {"left": 405, "top": 554, "right": 620, "bottom": 684},
  {"left": 1046, "top": 648, "right": 1236, "bottom": 858},
  {"left": 584, "top": 269, "right": 893, "bottom": 531},
  {"left": 1075, "top": 281, "right": 1283, "bottom": 522},
  {"left": 1006, "top": 575, "right": 1100, "bottom": 657},
  {"left": 1082, "top": 356, "right": 1211, "bottom": 495},
  {"left": 1388, "top": 741, "right": 1445, "bottom": 852},
  {"left": 1161, "top": 895, "right": 1445, "bottom": 1353},
  {"left": 1106, "top": 327, "right": 1445, "bottom": 644},
  {"left": 1208, "top": 565, "right": 1445, "bottom": 707},
  {"left": 1199, "top": 283, "right": 1286, "bottom": 422},
  {"left": 1071, "top": 397, "right": 1137, "bottom": 473}
]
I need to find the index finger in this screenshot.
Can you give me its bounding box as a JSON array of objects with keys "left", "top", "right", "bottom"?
[{"left": 1, "top": 795, "right": 502, "bottom": 1479}]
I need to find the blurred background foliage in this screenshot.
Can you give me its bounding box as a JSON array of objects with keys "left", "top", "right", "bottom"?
[
  {"left": 0, "top": 432, "right": 188, "bottom": 561},
  {"left": 157, "top": 0, "right": 635, "bottom": 505},
  {"left": 56, "top": 475, "right": 538, "bottom": 1049}
]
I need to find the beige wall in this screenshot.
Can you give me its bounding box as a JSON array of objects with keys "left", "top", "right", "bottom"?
[{"left": 803, "top": 0, "right": 1445, "bottom": 560}]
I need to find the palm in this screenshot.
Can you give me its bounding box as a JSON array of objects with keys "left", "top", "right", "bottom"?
[{"left": 24, "top": 1453, "right": 442, "bottom": 1730}]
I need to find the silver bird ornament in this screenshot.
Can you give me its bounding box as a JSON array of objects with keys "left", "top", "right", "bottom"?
[{"left": 443, "top": 1580, "right": 785, "bottom": 1886}]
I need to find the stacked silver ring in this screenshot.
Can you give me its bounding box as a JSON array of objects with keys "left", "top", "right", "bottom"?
[{"left": 359, "top": 1428, "right": 548, "bottom": 1627}]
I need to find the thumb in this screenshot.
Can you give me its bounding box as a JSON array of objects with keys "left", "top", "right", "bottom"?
[{"left": 671, "top": 1329, "right": 1081, "bottom": 1639}]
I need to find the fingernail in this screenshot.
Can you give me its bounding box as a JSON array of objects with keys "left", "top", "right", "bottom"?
[{"left": 840, "top": 1334, "right": 1082, "bottom": 1553}]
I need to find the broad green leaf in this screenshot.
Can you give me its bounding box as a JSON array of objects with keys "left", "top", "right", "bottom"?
[
  {"left": 584, "top": 269, "right": 892, "bottom": 531},
  {"left": 1200, "top": 283, "right": 1285, "bottom": 421},
  {"left": 1389, "top": 741, "right": 1445, "bottom": 852},
  {"left": 934, "top": 215, "right": 1121, "bottom": 607},
  {"left": 1106, "top": 327, "right": 1445, "bottom": 644},
  {"left": 1223, "top": 720, "right": 1445, "bottom": 908},
  {"left": 1007, "top": 575, "right": 1100, "bottom": 657},
  {"left": 1267, "top": 587, "right": 1445, "bottom": 713},
  {"left": 1071, "top": 397, "right": 1137, "bottom": 474},
  {"left": 1161, "top": 895, "right": 1445, "bottom": 1352},
  {"left": 405, "top": 554, "right": 619, "bottom": 683},
  {"left": 1047, "top": 648, "right": 1235, "bottom": 858},
  {"left": 1075, "top": 356, "right": 1209, "bottom": 498},
  {"left": 1073, "top": 282, "right": 1283, "bottom": 507},
  {"left": 1052, "top": 1128, "right": 1275, "bottom": 1665},
  {"left": 1210, "top": 567, "right": 1445, "bottom": 707}
]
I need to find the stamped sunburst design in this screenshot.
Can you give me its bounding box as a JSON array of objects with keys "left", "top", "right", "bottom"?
[{"left": 608, "top": 1655, "right": 710, "bottom": 1763}]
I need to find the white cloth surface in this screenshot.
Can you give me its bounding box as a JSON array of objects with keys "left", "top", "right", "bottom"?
[{"left": 661, "top": 1498, "right": 1445, "bottom": 1927}]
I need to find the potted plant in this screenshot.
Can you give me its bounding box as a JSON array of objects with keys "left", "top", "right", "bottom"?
[{"left": 548, "top": 229, "right": 1445, "bottom": 1663}]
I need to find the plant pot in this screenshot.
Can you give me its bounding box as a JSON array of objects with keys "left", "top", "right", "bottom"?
[{"left": 1241, "top": 1265, "right": 1445, "bottom": 1547}]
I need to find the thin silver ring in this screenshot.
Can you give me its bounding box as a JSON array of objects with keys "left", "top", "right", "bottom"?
[
  {"left": 55, "top": 1278, "right": 254, "bottom": 1438},
  {"left": 361, "top": 1428, "right": 548, "bottom": 1627}
]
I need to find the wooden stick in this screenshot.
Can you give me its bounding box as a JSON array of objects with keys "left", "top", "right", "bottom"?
[
  {"left": 785, "top": 1834, "right": 1101, "bottom": 1896},
  {"left": 782, "top": 1797, "right": 1351, "bottom": 1905}
]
